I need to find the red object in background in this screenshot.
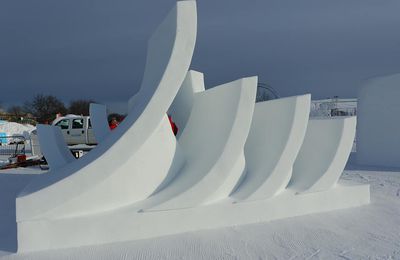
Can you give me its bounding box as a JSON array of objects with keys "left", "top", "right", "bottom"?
[
  {"left": 109, "top": 117, "right": 119, "bottom": 130},
  {"left": 109, "top": 122, "right": 118, "bottom": 130},
  {"left": 168, "top": 115, "right": 178, "bottom": 136},
  {"left": 17, "top": 154, "right": 27, "bottom": 163}
]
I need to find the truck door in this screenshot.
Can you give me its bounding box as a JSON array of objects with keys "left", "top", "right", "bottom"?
[
  {"left": 54, "top": 118, "right": 73, "bottom": 144},
  {"left": 69, "top": 118, "right": 85, "bottom": 145},
  {"left": 87, "top": 118, "right": 97, "bottom": 144}
]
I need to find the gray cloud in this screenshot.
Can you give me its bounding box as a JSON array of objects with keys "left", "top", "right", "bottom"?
[{"left": 1, "top": 0, "right": 400, "bottom": 107}]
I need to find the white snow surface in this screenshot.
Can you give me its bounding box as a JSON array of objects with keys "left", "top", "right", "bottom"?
[
  {"left": 0, "top": 122, "right": 35, "bottom": 141},
  {"left": 0, "top": 158, "right": 399, "bottom": 259}
]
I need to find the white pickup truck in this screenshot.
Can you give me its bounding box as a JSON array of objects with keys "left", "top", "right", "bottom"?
[{"left": 52, "top": 115, "right": 97, "bottom": 145}]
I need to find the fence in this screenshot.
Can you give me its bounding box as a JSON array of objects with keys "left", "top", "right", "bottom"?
[
  {"left": 310, "top": 98, "right": 357, "bottom": 118},
  {"left": 0, "top": 135, "right": 26, "bottom": 157}
]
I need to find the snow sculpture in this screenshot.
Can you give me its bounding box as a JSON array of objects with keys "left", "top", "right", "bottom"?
[
  {"left": 15, "top": 0, "right": 369, "bottom": 252},
  {"left": 90, "top": 70, "right": 205, "bottom": 143},
  {"left": 357, "top": 73, "right": 400, "bottom": 167},
  {"left": 140, "top": 76, "right": 257, "bottom": 211},
  {"left": 36, "top": 125, "right": 75, "bottom": 170},
  {"left": 17, "top": 0, "right": 196, "bottom": 220}
]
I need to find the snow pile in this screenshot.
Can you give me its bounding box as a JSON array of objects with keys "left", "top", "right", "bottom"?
[{"left": 0, "top": 122, "right": 35, "bottom": 143}]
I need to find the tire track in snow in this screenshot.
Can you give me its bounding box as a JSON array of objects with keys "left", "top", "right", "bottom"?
[{"left": 304, "top": 248, "right": 320, "bottom": 260}]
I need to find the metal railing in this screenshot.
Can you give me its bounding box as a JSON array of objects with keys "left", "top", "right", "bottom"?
[
  {"left": 310, "top": 99, "right": 357, "bottom": 118},
  {"left": 256, "top": 83, "right": 280, "bottom": 102},
  {"left": 0, "top": 135, "right": 26, "bottom": 157}
]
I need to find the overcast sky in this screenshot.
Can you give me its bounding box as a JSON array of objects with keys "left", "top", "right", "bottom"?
[{"left": 1, "top": 0, "right": 400, "bottom": 110}]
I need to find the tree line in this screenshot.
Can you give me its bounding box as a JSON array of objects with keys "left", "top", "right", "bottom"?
[{"left": 2, "top": 95, "right": 95, "bottom": 124}]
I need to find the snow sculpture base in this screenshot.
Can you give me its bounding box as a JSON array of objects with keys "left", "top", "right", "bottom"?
[{"left": 17, "top": 184, "right": 369, "bottom": 252}]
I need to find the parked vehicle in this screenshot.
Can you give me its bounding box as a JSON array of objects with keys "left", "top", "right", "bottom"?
[{"left": 52, "top": 115, "right": 97, "bottom": 145}]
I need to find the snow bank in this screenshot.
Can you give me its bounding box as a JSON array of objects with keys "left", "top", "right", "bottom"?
[{"left": 0, "top": 122, "right": 35, "bottom": 142}]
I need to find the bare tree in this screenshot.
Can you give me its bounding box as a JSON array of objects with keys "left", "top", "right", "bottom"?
[
  {"left": 24, "top": 94, "right": 67, "bottom": 123},
  {"left": 7, "top": 105, "right": 25, "bottom": 117},
  {"left": 68, "top": 99, "right": 95, "bottom": 116}
]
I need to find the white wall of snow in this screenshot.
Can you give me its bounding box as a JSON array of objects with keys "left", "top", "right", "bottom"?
[{"left": 357, "top": 73, "right": 400, "bottom": 167}]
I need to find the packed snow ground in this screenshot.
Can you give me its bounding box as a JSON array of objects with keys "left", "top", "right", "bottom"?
[{"left": 0, "top": 157, "right": 399, "bottom": 259}]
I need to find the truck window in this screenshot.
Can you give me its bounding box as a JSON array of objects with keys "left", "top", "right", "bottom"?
[
  {"left": 72, "top": 118, "right": 84, "bottom": 129},
  {"left": 88, "top": 118, "right": 92, "bottom": 129},
  {"left": 55, "top": 119, "right": 70, "bottom": 130}
]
